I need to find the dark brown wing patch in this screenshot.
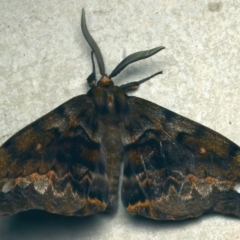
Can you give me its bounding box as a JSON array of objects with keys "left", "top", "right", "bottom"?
[
  {"left": 121, "top": 97, "right": 240, "bottom": 220},
  {"left": 0, "top": 95, "right": 109, "bottom": 216}
]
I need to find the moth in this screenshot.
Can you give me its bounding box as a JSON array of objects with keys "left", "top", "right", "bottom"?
[{"left": 0, "top": 9, "right": 240, "bottom": 221}]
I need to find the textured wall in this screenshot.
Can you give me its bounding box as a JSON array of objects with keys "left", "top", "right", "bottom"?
[{"left": 0, "top": 1, "right": 240, "bottom": 239}]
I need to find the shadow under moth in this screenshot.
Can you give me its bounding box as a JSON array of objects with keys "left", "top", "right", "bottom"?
[{"left": 0, "top": 9, "right": 240, "bottom": 221}]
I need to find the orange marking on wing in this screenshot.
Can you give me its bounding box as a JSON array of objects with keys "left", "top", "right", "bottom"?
[
  {"left": 36, "top": 143, "right": 42, "bottom": 151},
  {"left": 127, "top": 200, "right": 151, "bottom": 214},
  {"left": 199, "top": 147, "right": 206, "bottom": 154}
]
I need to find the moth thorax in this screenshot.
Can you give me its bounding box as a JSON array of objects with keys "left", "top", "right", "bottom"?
[
  {"left": 89, "top": 85, "right": 129, "bottom": 118},
  {"left": 106, "top": 93, "right": 115, "bottom": 113}
]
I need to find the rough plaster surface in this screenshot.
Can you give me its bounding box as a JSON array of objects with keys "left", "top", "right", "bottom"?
[{"left": 0, "top": 1, "right": 240, "bottom": 239}]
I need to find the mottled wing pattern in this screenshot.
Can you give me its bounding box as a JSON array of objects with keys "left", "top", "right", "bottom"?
[
  {"left": 0, "top": 95, "right": 109, "bottom": 216},
  {"left": 122, "top": 97, "right": 240, "bottom": 220}
]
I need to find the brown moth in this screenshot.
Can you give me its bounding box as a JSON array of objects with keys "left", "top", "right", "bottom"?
[{"left": 0, "top": 9, "right": 240, "bottom": 221}]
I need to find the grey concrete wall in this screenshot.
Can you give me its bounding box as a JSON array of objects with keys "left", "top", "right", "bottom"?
[{"left": 0, "top": 1, "right": 240, "bottom": 239}]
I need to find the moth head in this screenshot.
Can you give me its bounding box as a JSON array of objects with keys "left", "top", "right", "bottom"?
[{"left": 81, "top": 8, "right": 165, "bottom": 91}]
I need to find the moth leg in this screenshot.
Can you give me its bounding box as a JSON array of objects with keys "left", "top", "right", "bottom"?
[
  {"left": 119, "top": 70, "right": 162, "bottom": 92},
  {"left": 81, "top": 8, "right": 105, "bottom": 76},
  {"left": 109, "top": 46, "right": 164, "bottom": 78},
  {"left": 86, "top": 51, "right": 97, "bottom": 88}
]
